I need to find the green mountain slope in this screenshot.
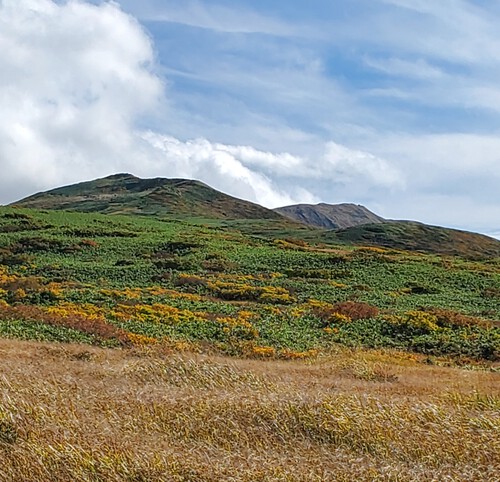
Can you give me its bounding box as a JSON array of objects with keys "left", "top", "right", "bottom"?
[
  {"left": 0, "top": 206, "right": 498, "bottom": 362},
  {"left": 11, "top": 173, "right": 285, "bottom": 220},
  {"left": 9, "top": 173, "right": 500, "bottom": 259},
  {"left": 327, "top": 221, "right": 500, "bottom": 259}
]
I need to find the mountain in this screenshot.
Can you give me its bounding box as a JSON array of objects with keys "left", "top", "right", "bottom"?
[
  {"left": 327, "top": 221, "right": 500, "bottom": 258},
  {"left": 9, "top": 174, "right": 500, "bottom": 258},
  {"left": 10, "top": 173, "right": 285, "bottom": 220},
  {"left": 274, "top": 202, "right": 385, "bottom": 229}
]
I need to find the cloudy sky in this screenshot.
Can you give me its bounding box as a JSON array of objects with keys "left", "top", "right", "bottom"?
[{"left": 1, "top": 0, "right": 499, "bottom": 238}]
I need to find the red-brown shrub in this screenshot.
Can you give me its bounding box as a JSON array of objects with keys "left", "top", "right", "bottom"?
[
  {"left": 0, "top": 304, "right": 130, "bottom": 345},
  {"left": 422, "top": 307, "right": 493, "bottom": 329},
  {"left": 332, "top": 301, "right": 379, "bottom": 321}
]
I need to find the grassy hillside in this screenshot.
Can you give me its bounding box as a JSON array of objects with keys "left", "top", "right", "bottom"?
[
  {"left": 0, "top": 338, "right": 498, "bottom": 481},
  {"left": 328, "top": 221, "right": 500, "bottom": 259},
  {"left": 0, "top": 206, "right": 498, "bottom": 362},
  {"left": 11, "top": 174, "right": 500, "bottom": 258},
  {"left": 11, "top": 173, "right": 285, "bottom": 220}
]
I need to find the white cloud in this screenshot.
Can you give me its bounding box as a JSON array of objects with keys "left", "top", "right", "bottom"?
[
  {"left": 364, "top": 57, "right": 444, "bottom": 80},
  {"left": 368, "top": 133, "right": 500, "bottom": 182},
  {"left": 322, "top": 142, "right": 404, "bottom": 189},
  {"left": 139, "top": 134, "right": 404, "bottom": 208},
  {"left": 119, "top": 0, "right": 298, "bottom": 37},
  {"left": 139, "top": 133, "right": 303, "bottom": 207},
  {"left": 215, "top": 145, "right": 305, "bottom": 175},
  {"left": 0, "top": 0, "right": 163, "bottom": 200},
  {"left": 375, "top": 0, "right": 500, "bottom": 65}
]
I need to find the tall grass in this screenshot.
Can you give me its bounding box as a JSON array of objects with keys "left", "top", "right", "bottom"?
[{"left": 0, "top": 338, "right": 498, "bottom": 481}]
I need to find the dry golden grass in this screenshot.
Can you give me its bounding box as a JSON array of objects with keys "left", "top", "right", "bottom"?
[{"left": 0, "top": 339, "right": 498, "bottom": 481}]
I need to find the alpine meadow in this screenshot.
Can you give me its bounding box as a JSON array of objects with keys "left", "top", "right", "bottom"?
[
  {"left": 2, "top": 0, "right": 500, "bottom": 480},
  {"left": 0, "top": 174, "right": 499, "bottom": 480}
]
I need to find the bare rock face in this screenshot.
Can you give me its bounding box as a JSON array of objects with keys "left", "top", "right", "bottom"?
[{"left": 274, "top": 203, "right": 385, "bottom": 229}]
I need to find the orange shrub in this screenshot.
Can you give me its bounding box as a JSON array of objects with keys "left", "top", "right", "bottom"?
[
  {"left": 279, "top": 349, "right": 318, "bottom": 360},
  {"left": 126, "top": 333, "right": 158, "bottom": 345},
  {"left": 249, "top": 345, "right": 276, "bottom": 358}
]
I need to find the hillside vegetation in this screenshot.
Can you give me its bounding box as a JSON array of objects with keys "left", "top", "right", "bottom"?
[
  {"left": 11, "top": 173, "right": 285, "bottom": 220},
  {"left": 330, "top": 221, "right": 500, "bottom": 259},
  {"left": 12, "top": 174, "right": 500, "bottom": 259},
  {"left": 0, "top": 206, "right": 498, "bottom": 362}
]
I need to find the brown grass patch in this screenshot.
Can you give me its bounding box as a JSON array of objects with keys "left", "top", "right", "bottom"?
[{"left": 0, "top": 339, "right": 498, "bottom": 481}]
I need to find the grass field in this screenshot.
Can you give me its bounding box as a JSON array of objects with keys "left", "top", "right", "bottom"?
[{"left": 0, "top": 338, "right": 498, "bottom": 481}]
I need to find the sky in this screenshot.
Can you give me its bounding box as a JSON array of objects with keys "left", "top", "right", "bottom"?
[{"left": 0, "top": 0, "right": 499, "bottom": 238}]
